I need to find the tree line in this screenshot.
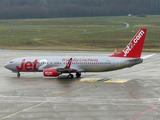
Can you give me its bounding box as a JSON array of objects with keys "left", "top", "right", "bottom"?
[{"left": 0, "top": 0, "right": 160, "bottom": 19}]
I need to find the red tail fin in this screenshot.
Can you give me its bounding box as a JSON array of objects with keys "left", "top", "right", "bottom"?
[
  {"left": 65, "top": 58, "right": 72, "bottom": 68},
  {"left": 110, "top": 28, "right": 147, "bottom": 58}
]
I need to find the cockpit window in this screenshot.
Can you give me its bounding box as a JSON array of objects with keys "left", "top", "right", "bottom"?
[{"left": 10, "top": 61, "right": 13, "bottom": 63}]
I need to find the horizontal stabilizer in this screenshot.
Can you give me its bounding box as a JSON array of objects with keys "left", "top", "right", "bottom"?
[
  {"left": 111, "top": 48, "right": 118, "bottom": 55},
  {"left": 141, "top": 54, "right": 155, "bottom": 59}
]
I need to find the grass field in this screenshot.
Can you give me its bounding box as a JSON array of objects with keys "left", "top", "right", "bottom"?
[{"left": 0, "top": 15, "right": 160, "bottom": 51}]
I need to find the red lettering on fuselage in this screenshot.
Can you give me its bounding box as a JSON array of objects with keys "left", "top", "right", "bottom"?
[
  {"left": 16, "top": 59, "right": 25, "bottom": 71},
  {"left": 16, "top": 59, "right": 38, "bottom": 71},
  {"left": 33, "top": 59, "right": 38, "bottom": 71},
  {"left": 25, "top": 61, "right": 32, "bottom": 70}
]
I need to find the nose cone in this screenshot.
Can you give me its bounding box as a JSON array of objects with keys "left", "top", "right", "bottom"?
[{"left": 4, "top": 63, "right": 9, "bottom": 69}]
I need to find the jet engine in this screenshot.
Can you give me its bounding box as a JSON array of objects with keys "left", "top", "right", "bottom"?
[{"left": 43, "top": 69, "right": 61, "bottom": 77}]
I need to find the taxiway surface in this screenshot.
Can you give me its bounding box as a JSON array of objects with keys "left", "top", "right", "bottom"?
[{"left": 0, "top": 50, "right": 160, "bottom": 120}]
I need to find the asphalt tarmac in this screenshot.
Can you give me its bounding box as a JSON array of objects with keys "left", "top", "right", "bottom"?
[{"left": 0, "top": 50, "right": 160, "bottom": 120}]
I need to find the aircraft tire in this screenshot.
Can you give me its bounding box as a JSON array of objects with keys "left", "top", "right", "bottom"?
[
  {"left": 17, "top": 72, "right": 20, "bottom": 77},
  {"left": 76, "top": 72, "right": 81, "bottom": 78},
  {"left": 68, "top": 74, "right": 73, "bottom": 79}
]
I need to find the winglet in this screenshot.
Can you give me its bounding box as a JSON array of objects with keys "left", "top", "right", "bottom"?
[
  {"left": 110, "top": 28, "right": 147, "bottom": 58},
  {"left": 65, "top": 58, "right": 72, "bottom": 68}
]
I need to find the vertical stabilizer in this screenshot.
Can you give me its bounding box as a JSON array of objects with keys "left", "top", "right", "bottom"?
[{"left": 110, "top": 28, "right": 147, "bottom": 58}]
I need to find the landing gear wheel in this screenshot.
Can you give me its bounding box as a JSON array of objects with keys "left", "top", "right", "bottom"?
[
  {"left": 68, "top": 74, "right": 73, "bottom": 79},
  {"left": 76, "top": 72, "right": 81, "bottom": 78},
  {"left": 17, "top": 72, "right": 20, "bottom": 77}
]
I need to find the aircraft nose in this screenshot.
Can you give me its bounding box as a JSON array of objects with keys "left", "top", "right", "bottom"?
[{"left": 4, "top": 63, "right": 9, "bottom": 69}]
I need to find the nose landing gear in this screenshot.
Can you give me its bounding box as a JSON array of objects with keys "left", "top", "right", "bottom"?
[{"left": 17, "top": 72, "right": 20, "bottom": 77}]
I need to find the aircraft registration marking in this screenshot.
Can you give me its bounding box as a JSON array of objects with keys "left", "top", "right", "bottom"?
[
  {"left": 77, "top": 78, "right": 102, "bottom": 82},
  {"left": 105, "top": 79, "right": 128, "bottom": 83}
]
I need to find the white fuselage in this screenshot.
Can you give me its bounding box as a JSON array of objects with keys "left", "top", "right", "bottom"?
[{"left": 5, "top": 56, "right": 143, "bottom": 73}]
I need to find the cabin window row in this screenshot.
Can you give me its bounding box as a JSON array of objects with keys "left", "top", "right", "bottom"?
[
  {"left": 29, "top": 61, "right": 111, "bottom": 65},
  {"left": 37, "top": 62, "right": 111, "bottom": 64}
]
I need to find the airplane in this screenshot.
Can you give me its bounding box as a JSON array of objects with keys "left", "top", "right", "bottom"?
[{"left": 4, "top": 28, "right": 155, "bottom": 79}]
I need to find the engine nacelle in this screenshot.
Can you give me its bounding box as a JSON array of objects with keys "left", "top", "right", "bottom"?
[{"left": 43, "top": 69, "right": 61, "bottom": 77}]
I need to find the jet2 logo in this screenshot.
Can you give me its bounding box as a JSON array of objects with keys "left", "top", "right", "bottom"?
[
  {"left": 16, "top": 59, "right": 38, "bottom": 71},
  {"left": 123, "top": 30, "right": 145, "bottom": 57},
  {"left": 17, "top": 59, "right": 48, "bottom": 71},
  {"left": 38, "top": 59, "right": 48, "bottom": 70}
]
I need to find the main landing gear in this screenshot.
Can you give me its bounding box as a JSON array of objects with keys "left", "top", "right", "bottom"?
[
  {"left": 68, "top": 72, "right": 81, "bottom": 79},
  {"left": 76, "top": 72, "right": 81, "bottom": 78},
  {"left": 17, "top": 72, "right": 20, "bottom": 77},
  {"left": 68, "top": 74, "right": 73, "bottom": 79}
]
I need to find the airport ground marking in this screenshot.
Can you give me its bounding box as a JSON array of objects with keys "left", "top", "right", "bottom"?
[
  {"left": 131, "top": 102, "right": 160, "bottom": 120},
  {"left": 77, "top": 78, "right": 129, "bottom": 83},
  {"left": 104, "top": 79, "right": 128, "bottom": 83},
  {"left": 77, "top": 78, "right": 102, "bottom": 82},
  {"left": 0, "top": 84, "right": 93, "bottom": 120}
]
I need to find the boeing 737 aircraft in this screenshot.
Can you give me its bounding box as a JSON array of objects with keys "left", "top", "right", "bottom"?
[{"left": 4, "top": 28, "right": 154, "bottom": 79}]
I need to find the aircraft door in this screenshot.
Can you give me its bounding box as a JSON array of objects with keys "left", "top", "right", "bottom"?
[
  {"left": 16, "top": 59, "right": 22, "bottom": 71},
  {"left": 17, "top": 59, "right": 20, "bottom": 67}
]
